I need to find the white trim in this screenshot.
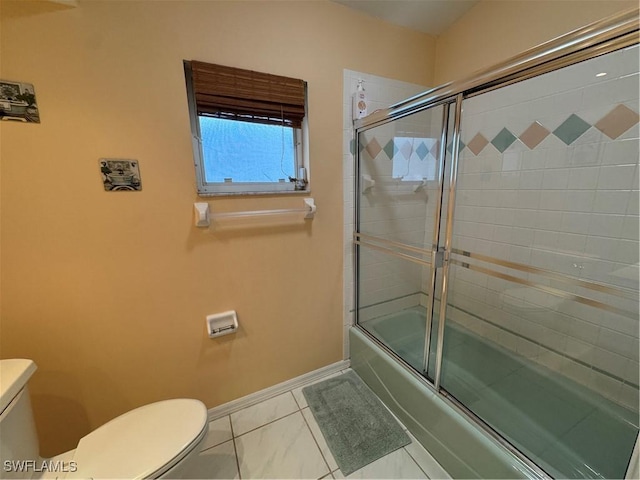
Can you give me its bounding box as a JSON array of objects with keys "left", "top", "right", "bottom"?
[
  {"left": 198, "top": 181, "right": 297, "bottom": 196},
  {"left": 207, "top": 360, "right": 350, "bottom": 421}
]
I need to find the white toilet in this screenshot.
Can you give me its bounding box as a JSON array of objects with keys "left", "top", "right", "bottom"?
[{"left": 0, "top": 359, "right": 209, "bottom": 479}]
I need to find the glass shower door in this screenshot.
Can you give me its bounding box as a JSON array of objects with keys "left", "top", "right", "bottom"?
[
  {"left": 438, "top": 45, "right": 639, "bottom": 479},
  {"left": 355, "top": 103, "right": 451, "bottom": 377}
]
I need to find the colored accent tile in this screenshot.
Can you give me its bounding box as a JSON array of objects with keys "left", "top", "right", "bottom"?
[
  {"left": 446, "top": 139, "right": 465, "bottom": 154},
  {"left": 416, "top": 142, "right": 429, "bottom": 160},
  {"left": 553, "top": 114, "right": 591, "bottom": 145},
  {"left": 430, "top": 140, "right": 440, "bottom": 158},
  {"left": 364, "top": 137, "right": 382, "bottom": 158},
  {"left": 519, "top": 121, "right": 550, "bottom": 150},
  {"left": 400, "top": 140, "right": 414, "bottom": 160},
  {"left": 595, "top": 104, "right": 640, "bottom": 139},
  {"left": 491, "top": 128, "right": 517, "bottom": 153},
  {"left": 467, "top": 133, "right": 489, "bottom": 156},
  {"left": 383, "top": 139, "right": 396, "bottom": 160}
]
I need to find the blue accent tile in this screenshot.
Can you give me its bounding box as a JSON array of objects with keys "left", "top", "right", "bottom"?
[
  {"left": 553, "top": 114, "right": 592, "bottom": 145},
  {"left": 491, "top": 128, "right": 517, "bottom": 153},
  {"left": 416, "top": 142, "right": 429, "bottom": 160}
]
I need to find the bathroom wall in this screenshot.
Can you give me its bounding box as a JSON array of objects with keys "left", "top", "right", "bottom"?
[
  {"left": 0, "top": 0, "right": 436, "bottom": 455},
  {"left": 434, "top": 0, "right": 638, "bottom": 85},
  {"left": 447, "top": 44, "right": 639, "bottom": 411}
]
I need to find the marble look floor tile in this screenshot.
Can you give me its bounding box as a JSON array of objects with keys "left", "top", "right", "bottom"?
[
  {"left": 404, "top": 432, "right": 451, "bottom": 479},
  {"left": 201, "top": 416, "right": 233, "bottom": 451},
  {"left": 183, "top": 440, "right": 239, "bottom": 479},
  {"left": 235, "top": 412, "right": 329, "bottom": 479},
  {"left": 333, "top": 448, "right": 427, "bottom": 479},
  {"left": 230, "top": 391, "right": 299, "bottom": 436},
  {"left": 301, "top": 407, "right": 339, "bottom": 471}
]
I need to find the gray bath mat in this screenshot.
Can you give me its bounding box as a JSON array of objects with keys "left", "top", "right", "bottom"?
[{"left": 302, "top": 370, "right": 410, "bottom": 475}]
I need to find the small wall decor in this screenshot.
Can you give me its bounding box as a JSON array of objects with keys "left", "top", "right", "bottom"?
[
  {"left": 99, "top": 158, "right": 142, "bottom": 191},
  {"left": 0, "top": 80, "right": 40, "bottom": 123}
]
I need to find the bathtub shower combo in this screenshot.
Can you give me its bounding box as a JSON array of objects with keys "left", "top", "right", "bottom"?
[{"left": 350, "top": 10, "right": 639, "bottom": 479}]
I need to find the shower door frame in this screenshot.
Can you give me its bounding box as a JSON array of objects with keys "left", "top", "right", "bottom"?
[{"left": 353, "top": 7, "right": 639, "bottom": 478}]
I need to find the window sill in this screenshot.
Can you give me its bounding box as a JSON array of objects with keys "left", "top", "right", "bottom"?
[{"left": 197, "top": 188, "right": 311, "bottom": 198}]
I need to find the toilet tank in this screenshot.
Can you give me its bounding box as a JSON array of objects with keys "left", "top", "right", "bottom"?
[{"left": 0, "top": 359, "right": 40, "bottom": 479}]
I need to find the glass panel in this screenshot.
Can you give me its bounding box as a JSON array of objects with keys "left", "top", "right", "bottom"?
[
  {"left": 357, "top": 244, "right": 428, "bottom": 371},
  {"left": 358, "top": 106, "right": 444, "bottom": 249},
  {"left": 440, "top": 45, "right": 639, "bottom": 479},
  {"left": 199, "top": 116, "right": 296, "bottom": 183},
  {"left": 356, "top": 104, "right": 449, "bottom": 375}
]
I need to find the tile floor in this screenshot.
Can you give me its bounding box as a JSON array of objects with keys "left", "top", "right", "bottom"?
[{"left": 184, "top": 369, "right": 451, "bottom": 479}]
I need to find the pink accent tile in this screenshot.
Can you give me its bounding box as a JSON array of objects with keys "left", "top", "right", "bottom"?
[
  {"left": 400, "top": 140, "right": 413, "bottom": 160},
  {"left": 430, "top": 140, "right": 440, "bottom": 158},
  {"left": 466, "top": 133, "right": 489, "bottom": 156},
  {"left": 364, "top": 138, "right": 382, "bottom": 158},
  {"left": 595, "top": 104, "right": 640, "bottom": 139},
  {"left": 519, "top": 121, "right": 550, "bottom": 149}
]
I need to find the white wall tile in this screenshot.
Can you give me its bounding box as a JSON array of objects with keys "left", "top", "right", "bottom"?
[
  {"left": 598, "top": 165, "right": 638, "bottom": 190},
  {"left": 593, "top": 190, "right": 633, "bottom": 214},
  {"left": 588, "top": 213, "right": 624, "bottom": 238}
]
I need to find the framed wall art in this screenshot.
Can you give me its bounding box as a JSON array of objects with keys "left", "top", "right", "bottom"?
[
  {"left": 0, "top": 80, "right": 40, "bottom": 123},
  {"left": 99, "top": 159, "right": 142, "bottom": 191}
]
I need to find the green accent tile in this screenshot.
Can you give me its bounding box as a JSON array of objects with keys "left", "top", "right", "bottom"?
[
  {"left": 553, "top": 114, "right": 591, "bottom": 145},
  {"left": 383, "top": 139, "right": 397, "bottom": 160},
  {"left": 491, "top": 128, "right": 517, "bottom": 153},
  {"left": 446, "top": 139, "right": 465, "bottom": 154}
]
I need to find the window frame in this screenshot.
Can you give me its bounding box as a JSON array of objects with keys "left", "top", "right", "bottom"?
[{"left": 184, "top": 61, "right": 309, "bottom": 196}]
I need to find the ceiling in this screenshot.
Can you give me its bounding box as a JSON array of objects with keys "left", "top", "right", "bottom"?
[{"left": 333, "top": 0, "right": 479, "bottom": 36}]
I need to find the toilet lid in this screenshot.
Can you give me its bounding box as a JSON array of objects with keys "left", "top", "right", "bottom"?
[{"left": 66, "top": 399, "right": 207, "bottom": 479}]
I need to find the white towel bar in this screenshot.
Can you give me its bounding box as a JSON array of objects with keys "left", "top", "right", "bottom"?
[{"left": 194, "top": 198, "right": 316, "bottom": 227}]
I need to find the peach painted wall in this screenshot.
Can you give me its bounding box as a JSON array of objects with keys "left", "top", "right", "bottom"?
[
  {"left": 434, "top": 0, "right": 638, "bottom": 85},
  {"left": 0, "top": 0, "right": 435, "bottom": 455}
]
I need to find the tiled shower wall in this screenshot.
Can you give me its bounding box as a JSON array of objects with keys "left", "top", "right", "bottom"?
[
  {"left": 447, "top": 44, "right": 639, "bottom": 410},
  {"left": 342, "top": 70, "right": 429, "bottom": 358}
]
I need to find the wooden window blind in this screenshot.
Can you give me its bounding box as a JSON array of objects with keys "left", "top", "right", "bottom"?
[{"left": 190, "top": 61, "right": 306, "bottom": 129}]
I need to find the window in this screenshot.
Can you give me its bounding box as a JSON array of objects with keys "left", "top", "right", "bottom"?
[
  {"left": 391, "top": 136, "right": 438, "bottom": 182},
  {"left": 184, "top": 61, "right": 309, "bottom": 195}
]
